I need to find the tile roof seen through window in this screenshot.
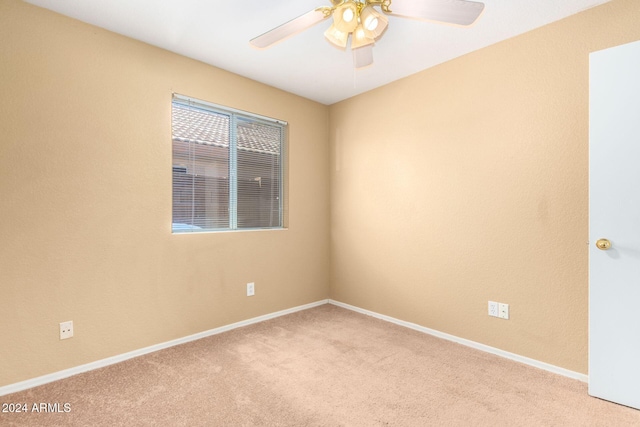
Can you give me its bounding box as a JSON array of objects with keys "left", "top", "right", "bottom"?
[{"left": 172, "top": 103, "right": 281, "bottom": 155}]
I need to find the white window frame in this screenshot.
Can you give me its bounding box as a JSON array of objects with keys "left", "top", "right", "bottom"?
[{"left": 172, "top": 94, "right": 287, "bottom": 233}]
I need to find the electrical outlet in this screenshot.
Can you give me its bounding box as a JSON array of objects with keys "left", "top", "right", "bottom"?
[
  {"left": 247, "top": 282, "right": 255, "bottom": 297},
  {"left": 60, "top": 321, "right": 73, "bottom": 340},
  {"left": 488, "top": 301, "right": 499, "bottom": 317},
  {"left": 498, "top": 303, "right": 510, "bottom": 320}
]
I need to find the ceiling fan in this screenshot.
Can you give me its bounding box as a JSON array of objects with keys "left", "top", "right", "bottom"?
[{"left": 249, "top": 0, "right": 485, "bottom": 69}]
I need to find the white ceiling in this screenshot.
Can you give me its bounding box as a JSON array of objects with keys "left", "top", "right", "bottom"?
[{"left": 25, "top": 0, "right": 611, "bottom": 105}]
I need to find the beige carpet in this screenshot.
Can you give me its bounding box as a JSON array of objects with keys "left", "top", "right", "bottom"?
[{"left": 2, "top": 304, "right": 639, "bottom": 426}]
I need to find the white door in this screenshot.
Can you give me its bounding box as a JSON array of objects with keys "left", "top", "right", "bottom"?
[{"left": 589, "top": 39, "right": 640, "bottom": 410}]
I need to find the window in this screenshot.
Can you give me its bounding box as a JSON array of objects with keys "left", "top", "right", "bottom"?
[{"left": 171, "top": 94, "right": 286, "bottom": 233}]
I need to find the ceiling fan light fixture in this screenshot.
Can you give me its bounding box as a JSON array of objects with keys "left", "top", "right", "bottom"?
[
  {"left": 360, "top": 6, "right": 388, "bottom": 39},
  {"left": 350, "top": 23, "right": 374, "bottom": 49},
  {"left": 324, "top": 23, "right": 349, "bottom": 48},
  {"left": 249, "top": 0, "right": 486, "bottom": 70}
]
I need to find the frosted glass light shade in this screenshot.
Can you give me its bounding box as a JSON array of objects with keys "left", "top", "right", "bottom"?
[
  {"left": 333, "top": 1, "right": 358, "bottom": 33},
  {"left": 360, "top": 6, "right": 388, "bottom": 39},
  {"left": 350, "top": 24, "right": 374, "bottom": 49},
  {"left": 324, "top": 24, "right": 349, "bottom": 48}
]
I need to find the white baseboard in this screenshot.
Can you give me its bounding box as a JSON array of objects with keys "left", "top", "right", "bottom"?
[
  {"left": 1, "top": 297, "right": 587, "bottom": 396},
  {"left": 329, "top": 299, "right": 588, "bottom": 383},
  {"left": 0, "top": 299, "right": 329, "bottom": 397}
]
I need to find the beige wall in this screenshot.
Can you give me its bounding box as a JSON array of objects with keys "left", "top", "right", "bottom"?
[
  {"left": 3, "top": 0, "right": 640, "bottom": 389},
  {"left": 0, "top": 0, "right": 329, "bottom": 387},
  {"left": 329, "top": 0, "right": 640, "bottom": 374}
]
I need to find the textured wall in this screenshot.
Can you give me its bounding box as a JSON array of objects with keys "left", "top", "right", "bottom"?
[
  {"left": 0, "top": 0, "right": 329, "bottom": 387},
  {"left": 329, "top": 0, "right": 640, "bottom": 374},
  {"left": 3, "top": 0, "right": 640, "bottom": 389}
]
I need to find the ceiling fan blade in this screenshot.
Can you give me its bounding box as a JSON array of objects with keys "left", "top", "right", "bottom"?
[
  {"left": 250, "top": 9, "right": 330, "bottom": 49},
  {"left": 353, "top": 44, "right": 374, "bottom": 69},
  {"left": 387, "top": 0, "right": 485, "bottom": 27}
]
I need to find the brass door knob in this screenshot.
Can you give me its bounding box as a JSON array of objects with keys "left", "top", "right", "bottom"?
[{"left": 596, "top": 238, "right": 612, "bottom": 250}]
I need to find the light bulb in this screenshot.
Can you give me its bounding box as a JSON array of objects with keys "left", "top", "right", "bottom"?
[
  {"left": 364, "top": 16, "right": 378, "bottom": 31},
  {"left": 342, "top": 8, "right": 354, "bottom": 22},
  {"left": 351, "top": 23, "right": 374, "bottom": 49}
]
